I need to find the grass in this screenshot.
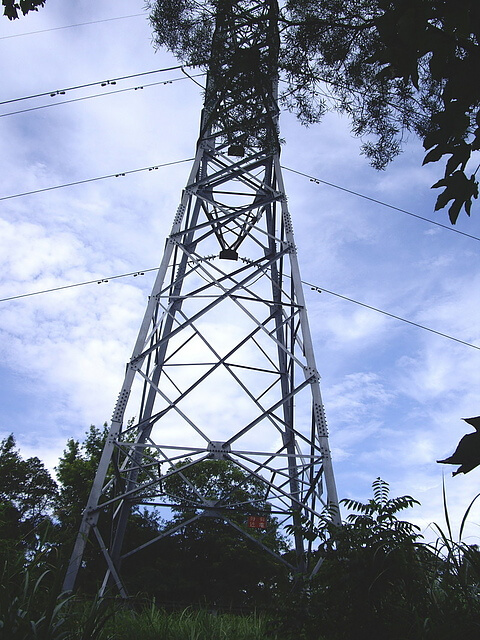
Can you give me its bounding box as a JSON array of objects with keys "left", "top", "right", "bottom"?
[{"left": 103, "top": 605, "right": 272, "bottom": 640}]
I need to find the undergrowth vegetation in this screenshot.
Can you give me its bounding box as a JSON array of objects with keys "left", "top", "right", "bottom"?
[{"left": 2, "top": 479, "right": 480, "bottom": 639}]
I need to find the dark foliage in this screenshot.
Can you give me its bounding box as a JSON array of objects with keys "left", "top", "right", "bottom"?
[
  {"left": 54, "top": 424, "right": 111, "bottom": 535},
  {"left": 54, "top": 424, "right": 164, "bottom": 594},
  {"left": 3, "top": 440, "right": 480, "bottom": 637},
  {"left": 148, "top": 0, "right": 479, "bottom": 223},
  {"left": 51, "top": 428, "right": 289, "bottom": 605},
  {"left": 2, "top": 0, "right": 46, "bottom": 20},
  {"left": 122, "top": 458, "right": 290, "bottom": 607},
  {"left": 0, "top": 434, "right": 57, "bottom": 559},
  {"left": 277, "top": 478, "right": 480, "bottom": 640},
  {"left": 438, "top": 416, "right": 480, "bottom": 475}
]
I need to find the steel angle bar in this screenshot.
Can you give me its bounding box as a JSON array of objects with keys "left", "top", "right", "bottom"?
[
  {"left": 203, "top": 259, "right": 292, "bottom": 308},
  {"left": 224, "top": 376, "right": 312, "bottom": 447},
  {"left": 302, "top": 465, "right": 326, "bottom": 505},
  {"left": 224, "top": 362, "right": 281, "bottom": 376},
  {"left": 195, "top": 188, "right": 276, "bottom": 216},
  {"left": 134, "top": 368, "right": 210, "bottom": 443},
  {"left": 250, "top": 333, "right": 282, "bottom": 372},
  {"left": 215, "top": 364, "right": 290, "bottom": 436},
  {"left": 141, "top": 299, "right": 177, "bottom": 348},
  {"left": 170, "top": 207, "right": 261, "bottom": 240},
  {"left": 114, "top": 445, "right": 160, "bottom": 481},
  {"left": 196, "top": 259, "right": 306, "bottom": 371},
  {"left": 193, "top": 153, "right": 271, "bottom": 191},
  {"left": 230, "top": 454, "right": 322, "bottom": 493},
  {"left": 123, "top": 443, "right": 210, "bottom": 454},
  {"left": 238, "top": 467, "right": 306, "bottom": 500},
  {"left": 232, "top": 456, "right": 326, "bottom": 520},
  {"left": 224, "top": 517, "right": 297, "bottom": 570},
  {"left": 132, "top": 317, "right": 276, "bottom": 425},
  {"left": 229, "top": 448, "right": 323, "bottom": 460},
  {"left": 121, "top": 513, "right": 203, "bottom": 561},
  {"left": 93, "top": 455, "right": 210, "bottom": 513},
  {"left": 225, "top": 457, "right": 290, "bottom": 492},
  {"left": 274, "top": 463, "right": 315, "bottom": 497},
  {"left": 207, "top": 188, "right": 270, "bottom": 197},
  {"left": 192, "top": 266, "right": 282, "bottom": 310},
  {"left": 123, "top": 171, "right": 203, "bottom": 370},
  {"left": 92, "top": 526, "right": 127, "bottom": 598},
  {"left": 152, "top": 456, "right": 213, "bottom": 507},
  {"left": 232, "top": 223, "right": 285, "bottom": 255},
  {"left": 131, "top": 252, "right": 290, "bottom": 367},
  {"left": 158, "top": 367, "right": 184, "bottom": 397}
]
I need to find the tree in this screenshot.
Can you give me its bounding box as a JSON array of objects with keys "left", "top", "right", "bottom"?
[
  {"left": 281, "top": 478, "right": 433, "bottom": 640},
  {"left": 2, "top": 0, "right": 46, "bottom": 20},
  {"left": 277, "top": 478, "right": 480, "bottom": 640},
  {"left": 0, "top": 434, "right": 57, "bottom": 557},
  {"left": 55, "top": 424, "right": 109, "bottom": 535},
  {"left": 148, "top": 0, "right": 479, "bottom": 223},
  {"left": 124, "top": 459, "right": 290, "bottom": 606},
  {"left": 55, "top": 424, "right": 124, "bottom": 591},
  {"left": 55, "top": 424, "right": 166, "bottom": 593}
]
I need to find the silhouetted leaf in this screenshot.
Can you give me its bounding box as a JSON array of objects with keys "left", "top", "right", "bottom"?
[
  {"left": 472, "top": 128, "right": 480, "bottom": 152},
  {"left": 423, "top": 144, "right": 449, "bottom": 165},
  {"left": 445, "top": 141, "right": 471, "bottom": 175},
  {"left": 2, "top": 0, "right": 45, "bottom": 19},
  {"left": 433, "top": 171, "right": 479, "bottom": 224}
]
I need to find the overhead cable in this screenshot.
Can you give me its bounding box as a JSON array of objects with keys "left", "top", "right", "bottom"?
[
  {"left": 0, "top": 269, "right": 157, "bottom": 302},
  {"left": 2, "top": 159, "right": 479, "bottom": 244},
  {"left": 0, "top": 66, "right": 185, "bottom": 107},
  {"left": 0, "top": 158, "right": 194, "bottom": 202},
  {"left": 0, "top": 74, "right": 205, "bottom": 119},
  {"left": 1, "top": 269, "right": 478, "bottom": 352},
  {"left": 305, "top": 282, "right": 480, "bottom": 352},
  {"left": 282, "top": 165, "right": 480, "bottom": 243},
  {"left": 0, "top": 13, "right": 146, "bottom": 40}
]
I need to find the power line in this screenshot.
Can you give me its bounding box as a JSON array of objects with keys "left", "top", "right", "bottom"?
[
  {"left": 2, "top": 158, "right": 479, "bottom": 245},
  {"left": 304, "top": 281, "right": 480, "bottom": 352},
  {"left": 1, "top": 268, "right": 478, "bottom": 351},
  {"left": 0, "top": 74, "right": 204, "bottom": 119},
  {"left": 0, "top": 66, "right": 185, "bottom": 107},
  {"left": 0, "top": 268, "right": 158, "bottom": 302},
  {"left": 0, "top": 158, "right": 194, "bottom": 202},
  {"left": 0, "top": 13, "right": 146, "bottom": 40},
  {"left": 282, "top": 166, "right": 480, "bottom": 243}
]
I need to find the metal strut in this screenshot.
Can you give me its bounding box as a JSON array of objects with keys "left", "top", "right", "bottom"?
[{"left": 63, "top": 0, "right": 339, "bottom": 596}]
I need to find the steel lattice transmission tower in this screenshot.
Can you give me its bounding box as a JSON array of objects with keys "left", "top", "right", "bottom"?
[{"left": 64, "top": 0, "right": 340, "bottom": 596}]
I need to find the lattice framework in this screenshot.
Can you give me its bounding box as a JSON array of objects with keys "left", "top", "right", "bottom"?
[{"left": 63, "top": 0, "right": 339, "bottom": 596}]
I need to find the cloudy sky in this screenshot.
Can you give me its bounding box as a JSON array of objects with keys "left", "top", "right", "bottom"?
[{"left": 1, "top": 0, "right": 480, "bottom": 543}]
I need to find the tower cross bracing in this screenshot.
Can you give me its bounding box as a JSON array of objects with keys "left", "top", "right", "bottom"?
[{"left": 64, "top": 0, "right": 339, "bottom": 596}]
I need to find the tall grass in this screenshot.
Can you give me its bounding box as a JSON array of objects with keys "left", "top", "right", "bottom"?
[
  {"left": 104, "top": 605, "right": 272, "bottom": 640},
  {"left": 0, "top": 551, "right": 112, "bottom": 640},
  {"left": 0, "top": 550, "right": 71, "bottom": 640},
  {"left": 0, "top": 556, "right": 272, "bottom": 640}
]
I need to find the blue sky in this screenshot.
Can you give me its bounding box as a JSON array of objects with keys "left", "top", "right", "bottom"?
[{"left": 1, "top": 0, "right": 480, "bottom": 543}]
